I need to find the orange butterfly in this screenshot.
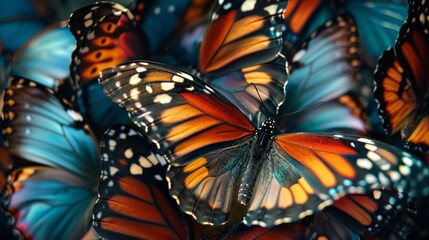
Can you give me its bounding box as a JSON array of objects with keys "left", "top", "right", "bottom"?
[
  {"left": 99, "top": 60, "right": 429, "bottom": 227},
  {"left": 374, "top": 0, "right": 429, "bottom": 152}
]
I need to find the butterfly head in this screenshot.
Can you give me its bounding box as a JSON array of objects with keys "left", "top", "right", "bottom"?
[{"left": 256, "top": 119, "right": 276, "bottom": 147}]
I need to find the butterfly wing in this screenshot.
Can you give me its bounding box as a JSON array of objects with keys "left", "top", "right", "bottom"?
[
  {"left": 280, "top": 14, "right": 361, "bottom": 115},
  {"left": 208, "top": 55, "right": 288, "bottom": 127},
  {"left": 244, "top": 133, "right": 429, "bottom": 226},
  {"left": 3, "top": 77, "right": 100, "bottom": 182},
  {"left": 311, "top": 190, "right": 413, "bottom": 238},
  {"left": 69, "top": 2, "right": 149, "bottom": 87},
  {"left": 6, "top": 166, "right": 96, "bottom": 240},
  {"left": 175, "top": 0, "right": 289, "bottom": 127},
  {"left": 278, "top": 93, "right": 368, "bottom": 135},
  {"left": 100, "top": 61, "right": 257, "bottom": 226},
  {"left": 199, "top": 0, "right": 287, "bottom": 76},
  {"left": 10, "top": 21, "right": 74, "bottom": 90},
  {"left": 92, "top": 124, "right": 193, "bottom": 239},
  {"left": 343, "top": 0, "right": 408, "bottom": 67},
  {"left": 75, "top": 81, "right": 130, "bottom": 139},
  {"left": 374, "top": 49, "right": 416, "bottom": 135},
  {"left": 374, "top": 0, "right": 429, "bottom": 152},
  {"left": 282, "top": 0, "right": 337, "bottom": 48}
]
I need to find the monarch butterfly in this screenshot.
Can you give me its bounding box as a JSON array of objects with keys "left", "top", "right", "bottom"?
[
  {"left": 374, "top": 0, "right": 429, "bottom": 153},
  {"left": 94, "top": 125, "right": 417, "bottom": 239},
  {"left": 2, "top": 77, "right": 100, "bottom": 239},
  {"left": 99, "top": 59, "right": 429, "bottom": 227}
]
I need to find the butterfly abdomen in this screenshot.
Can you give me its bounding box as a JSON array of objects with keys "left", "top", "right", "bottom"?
[{"left": 238, "top": 119, "right": 275, "bottom": 205}]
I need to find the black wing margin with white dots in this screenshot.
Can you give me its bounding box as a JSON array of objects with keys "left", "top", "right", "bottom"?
[
  {"left": 69, "top": 1, "right": 149, "bottom": 87},
  {"left": 93, "top": 124, "right": 193, "bottom": 239}
]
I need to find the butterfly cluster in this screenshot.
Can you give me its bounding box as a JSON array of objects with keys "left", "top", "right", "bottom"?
[{"left": 0, "top": 0, "right": 429, "bottom": 239}]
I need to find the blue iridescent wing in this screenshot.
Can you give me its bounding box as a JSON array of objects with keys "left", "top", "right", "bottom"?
[
  {"left": 75, "top": 81, "right": 130, "bottom": 138},
  {"left": 140, "top": 0, "right": 193, "bottom": 53},
  {"left": 9, "top": 22, "right": 75, "bottom": 90},
  {"left": 3, "top": 76, "right": 99, "bottom": 181},
  {"left": 2, "top": 77, "right": 100, "bottom": 239},
  {"left": 6, "top": 166, "right": 96, "bottom": 239},
  {"left": 278, "top": 93, "right": 368, "bottom": 135},
  {"left": 0, "top": 0, "right": 47, "bottom": 20},
  {"left": 280, "top": 14, "right": 361, "bottom": 115},
  {"left": 342, "top": 0, "right": 407, "bottom": 67}
]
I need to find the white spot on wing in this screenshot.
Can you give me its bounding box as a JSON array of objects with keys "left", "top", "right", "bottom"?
[
  {"left": 130, "top": 163, "right": 143, "bottom": 175},
  {"left": 84, "top": 19, "right": 93, "bottom": 27},
  {"left": 357, "top": 158, "right": 373, "bottom": 170},
  {"left": 67, "top": 109, "right": 84, "bottom": 122},
  {"left": 154, "top": 94, "right": 172, "bottom": 104},
  {"left": 124, "top": 148, "right": 133, "bottom": 159},
  {"left": 241, "top": 0, "right": 257, "bottom": 12},
  {"left": 161, "top": 82, "right": 175, "bottom": 91},
  {"left": 139, "top": 156, "right": 153, "bottom": 168},
  {"left": 136, "top": 66, "right": 147, "bottom": 72},
  {"left": 172, "top": 75, "right": 185, "bottom": 83}
]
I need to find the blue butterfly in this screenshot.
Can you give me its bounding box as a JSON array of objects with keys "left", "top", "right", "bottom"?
[{"left": 2, "top": 77, "right": 100, "bottom": 239}]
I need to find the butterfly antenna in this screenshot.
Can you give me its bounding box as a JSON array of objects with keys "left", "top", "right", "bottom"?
[
  {"left": 277, "top": 101, "right": 327, "bottom": 120},
  {"left": 252, "top": 83, "right": 270, "bottom": 118}
]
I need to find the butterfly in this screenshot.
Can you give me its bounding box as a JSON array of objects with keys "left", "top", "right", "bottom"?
[
  {"left": 94, "top": 124, "right": 418, "bottom": 239},
  {"left": 339, "top": 0, "right": 408, "bottom": 68},
  {"left": 277, "top": 14, "right": 365, "bottom": 135},
  {"left": 99, "top": 58, "right": 429, "bottom": 227},
  {"left": 374, "top": 0, "right": 429, "bottom": 153},
  {"left": 2, "top": 76, "right": 100, "bottom": 239}
]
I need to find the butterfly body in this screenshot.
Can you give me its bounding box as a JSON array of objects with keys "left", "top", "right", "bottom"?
[{"left": 238, "top": 119, "right": 275, "bottom": 205}]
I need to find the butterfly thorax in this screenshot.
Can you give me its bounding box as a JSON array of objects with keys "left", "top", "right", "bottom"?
[{"left": 238, "top": 119, "right": 275, "bottom": 205}]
